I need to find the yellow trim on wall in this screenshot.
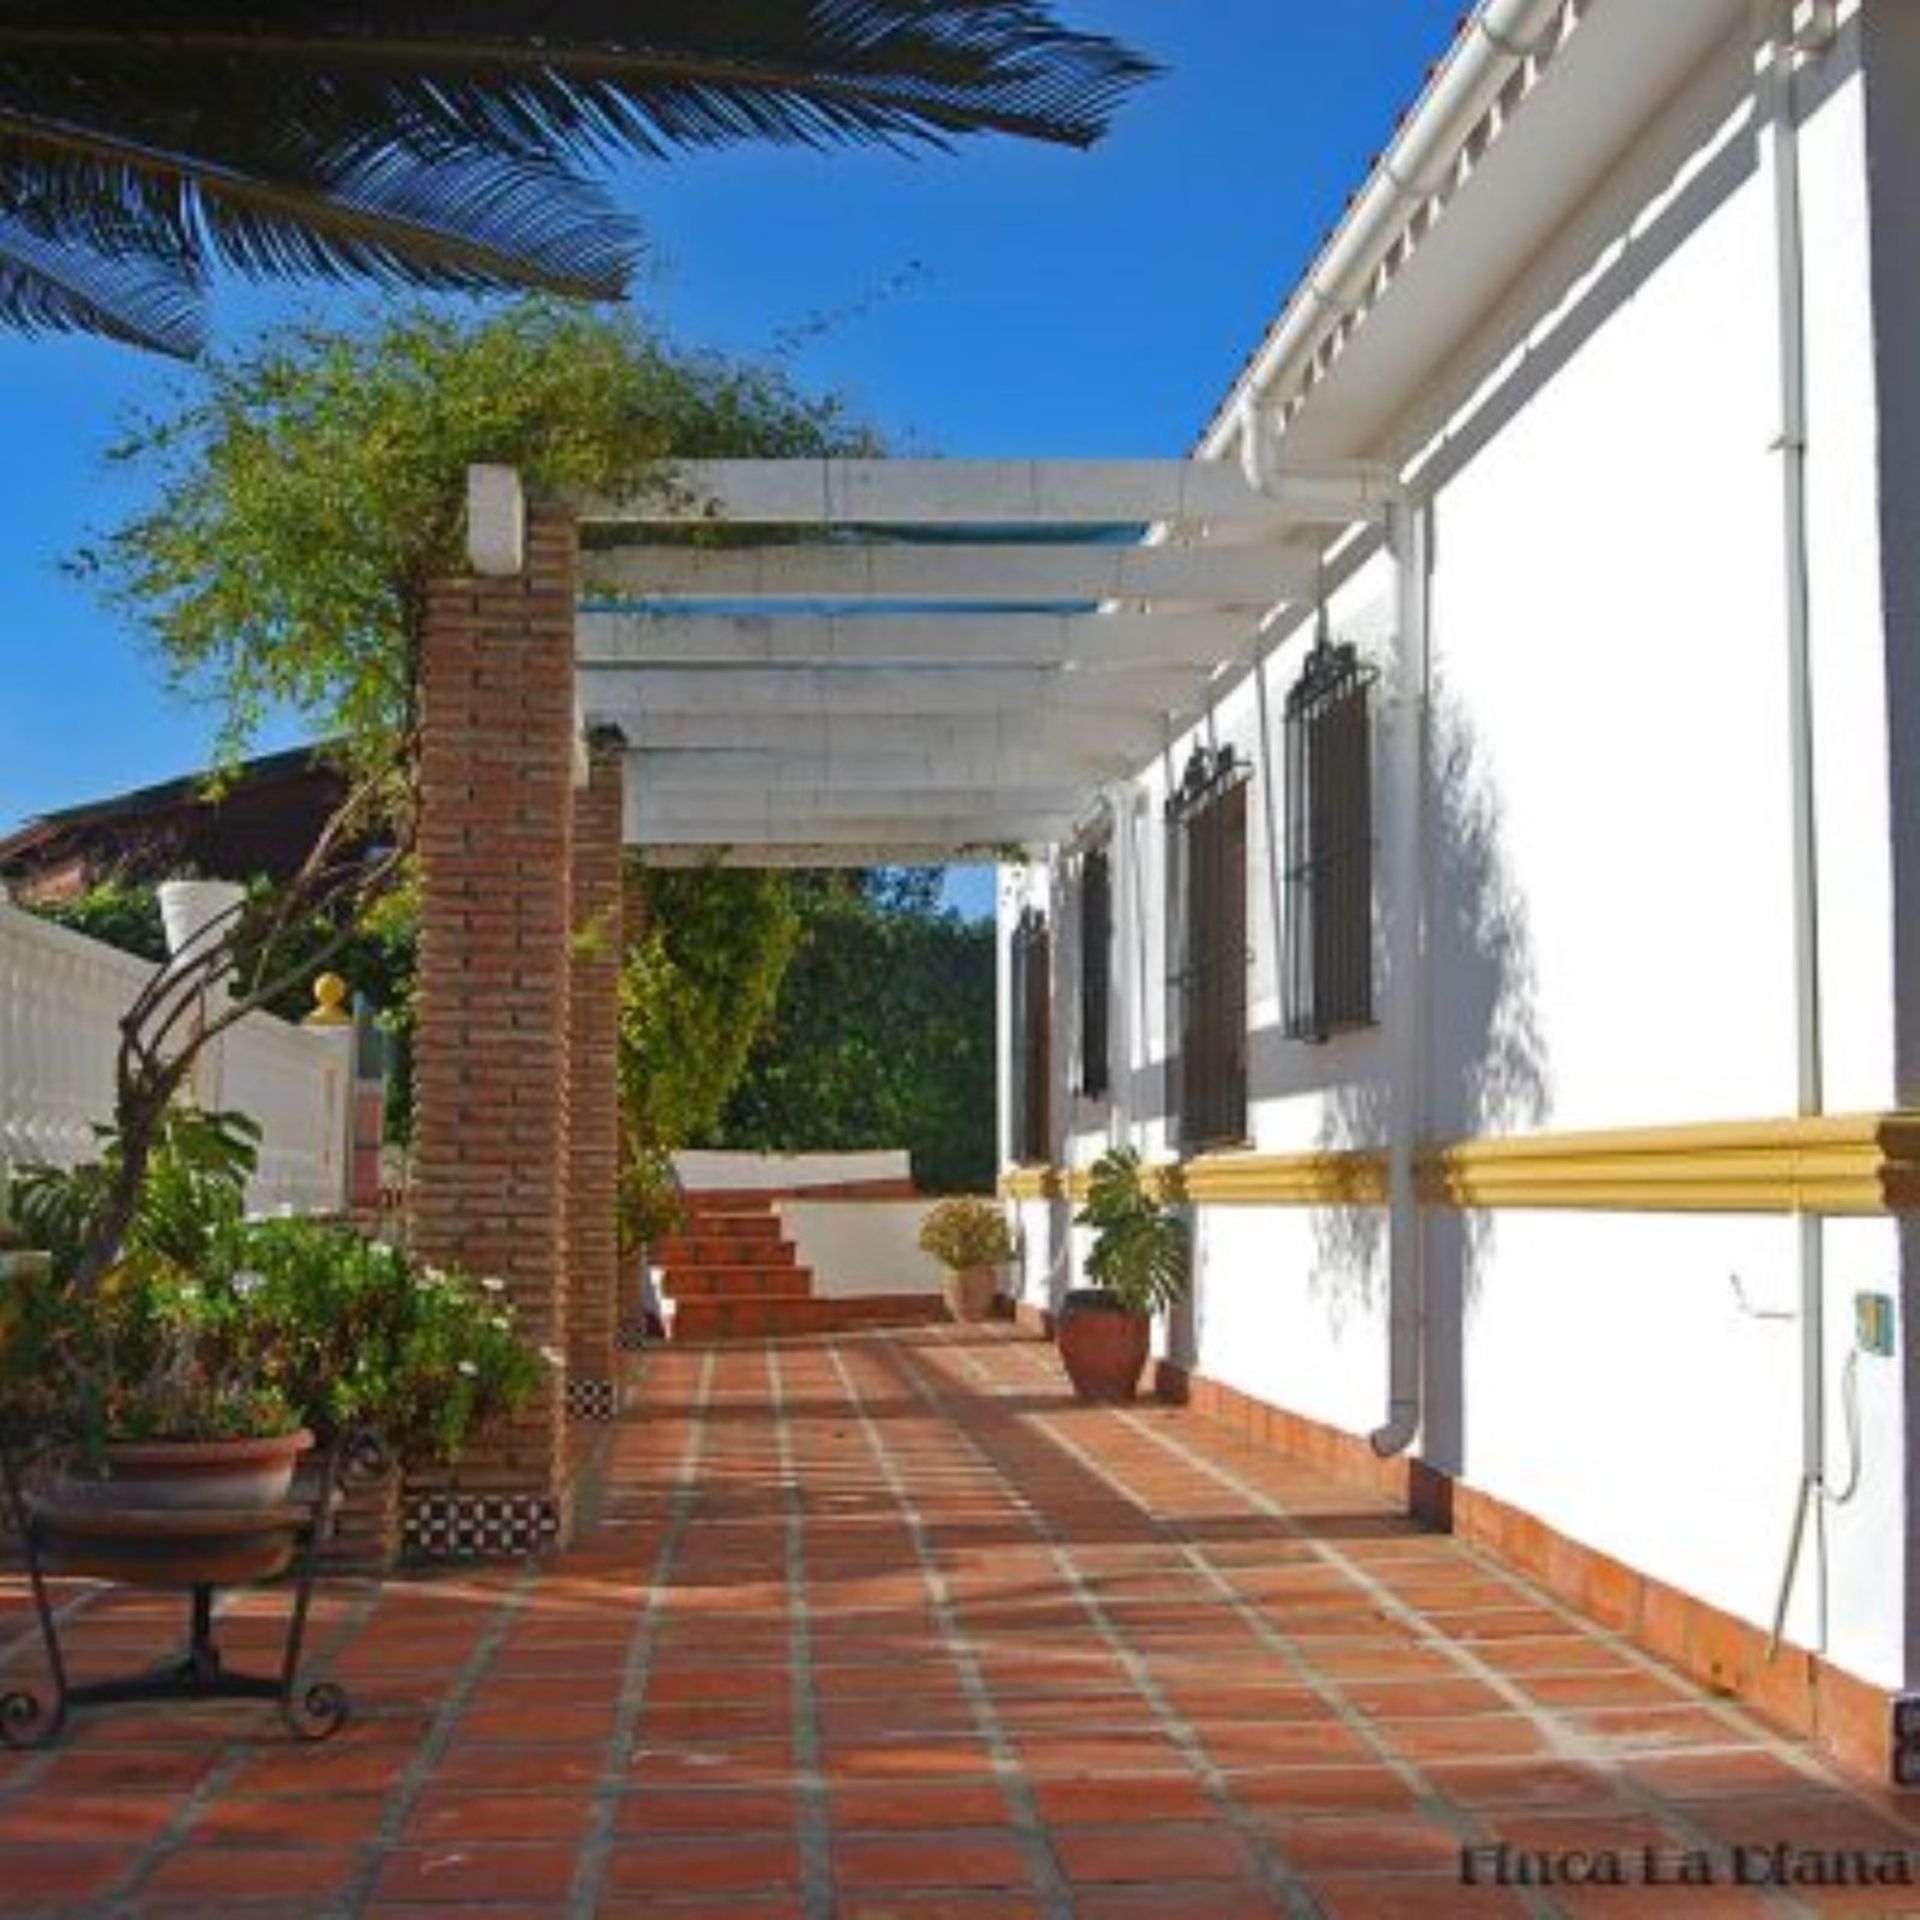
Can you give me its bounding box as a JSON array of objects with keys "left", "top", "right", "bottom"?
[
  {"left": 1001, "top": 1112, "right": 1920, "bottom": 1216},
  {"left": 1418, "top": 1112, "right": 1920, "bottom": 1215}
]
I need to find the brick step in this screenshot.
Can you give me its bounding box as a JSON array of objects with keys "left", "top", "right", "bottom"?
[
  {"left": 652, "top": 1234, "right": 798, "bottom": 1268},
  {"left": 679, "top": 1213, "right": 784, "bottom": 1241},
  {"left": 662, "top": 1267, "right": 815, "bottom": 1301},
  {"left": 669, "top": 1295, "right": 948, "bottom": 1342}
]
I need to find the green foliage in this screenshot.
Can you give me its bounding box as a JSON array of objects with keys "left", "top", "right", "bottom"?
[
  {"left": 0, "top": 1168, "right": 540, "bottom": 1460},
  {"left": 717, "top": 874, "right": 995, "bottom": 1191},
  {"left": 209, "top": 1218, "right": 542, "bottom": 1461},
  {"left": 616, "top": 862, "right": 802, "bottom": 1248},
  {"left": 1074, "top": 1147, "right": 1190, "bottom": 1317},
  {"left": 75, "top": 299, "right": 874, "bottom": 781},
  {"left": 917, "top": 1196, "right": 1016, "bottom": 1272},
  {"left": 34, "top": 881, "right": 167, "bottom": 963},
  {"left": 10, "top": 1106, "right": 260, "bottom": 1286}
]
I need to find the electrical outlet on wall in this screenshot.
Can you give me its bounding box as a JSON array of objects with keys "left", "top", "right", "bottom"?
[{"left": 1855, "top": 1292, "right": 1897, "bottom": 1359}]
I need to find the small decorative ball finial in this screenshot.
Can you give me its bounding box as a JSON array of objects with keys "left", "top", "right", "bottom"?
[{"left": 306, "top": 972, "right": 352, "bottom": 1028}]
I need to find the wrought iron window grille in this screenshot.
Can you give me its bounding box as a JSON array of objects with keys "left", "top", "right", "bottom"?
[
  {"left": 1166, "top": 744, "right": 1252, "bottom": 1152},
  {"left": 1009, "top": 906, "right": 1052, "bottom": 1165},
  {"left": 1078, "top": 845, "right": 1112, "bottom": 1100},
  {"left": 1282, "top": 626, "right": 1379, "bottom": 1043}
]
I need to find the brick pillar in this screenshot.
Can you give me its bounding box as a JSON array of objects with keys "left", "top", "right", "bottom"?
[
  {"left": 565, "top": 734, "right": 624, "bottom": 1420},
  {"left": 408, "top": 503, "right": 578, "bottom": 1558}
]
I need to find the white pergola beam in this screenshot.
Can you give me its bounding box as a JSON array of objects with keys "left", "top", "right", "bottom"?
[
  {"left": 582, "top": 664, "right": 1199, "bottom": 718},
  {"left": 587, "top": 541, "right": 1317, "bottom": 604},
  {"left": 601, "top": 710, "right": 1167, "bottom": 760},
  {"left": 642, "top": 843, "right": 1011, "bottom": 869},
  {"left": 583, "top": 459, "right": 1396, "bottom": 528},
  {"left": 628, "top": 813, "right": 1074, "bottom": 848},
  {"left": 577, "top": 609, "right": 1255, "bottom": 669},
  {"left": 629, "top": 786, "right": 1088, "bottom": 830},
  {"left": 626, "top": 748, "right": 1135, "bottom": 790}
]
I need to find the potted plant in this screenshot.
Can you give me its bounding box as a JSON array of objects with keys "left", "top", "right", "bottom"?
[
  {"left": 917, "top": 1197, "right": 1017, "bottom": 1323},
  {"left": 1, "top": 1104, "right": 542, "bottom": 1576},
  {"left": 1060, "top": 1146, "right": 1190, "bottom": 1402}
]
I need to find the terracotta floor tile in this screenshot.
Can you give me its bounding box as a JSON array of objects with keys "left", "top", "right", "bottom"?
[
  {"left": 374, "top": 1841, "right": 584, "bottom": 1904},
  {"left": 833, "top": 1828, "right": 1034, "bottom": 1890},
  {"left": 602, "top": 1832, "right": 802, "bottom": 1893},
  {"left": 0, "top": 1843, "right": 130, "bottom": 1903},
  {"left": 142, "top": 1842, "right": 358, "bottom": 1903},
  {"left": 1048, "top": 1818, "right": 1254, "bottom": 1883},
  {"left": 617, "top": 1784, "right": 798, "bottom": 1834},
  {"left": 0, "top": 1326, "right": 1904, "bottom": 1915}
]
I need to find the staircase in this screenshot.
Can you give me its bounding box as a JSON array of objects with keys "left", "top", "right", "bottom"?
[{"left": 653, "top": 1193, "right": 946, "bottom": 1341}]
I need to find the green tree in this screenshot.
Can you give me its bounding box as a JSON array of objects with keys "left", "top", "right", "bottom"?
[
  {"left": 1, "top": 7, "right": 1151, "bottom": 355},
  {"left": 615, "top": 863, "right": 803, "bottom": 1245},
  {"left": 716, "top": 873, "right": 995, "bottom": 1192},
  {"left": 79, "top": 299, "right": 871, "bottom": 786}
]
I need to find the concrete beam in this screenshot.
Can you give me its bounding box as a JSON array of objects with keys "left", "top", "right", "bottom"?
[
  {"left": 577, "top": 609, "right": 1256, "bottom": 669},
  {"left": 599, "top": 709, "right": 1168, "bottom": 761},
  {"left": 580, "top": 664, "right": 1201, "bottom": 718},
  {"left": 586, "top": 540, "right": 1318, "bottom": 605},
  {"left": 582, "top": 458, "right": 1397, "bottom": 528},
  {"left": 627, "top": 787, "right": 1090, "bottom": 832},
  {"left": 627, "top": 813, "right": 1074, "bottom": 849},
  {"left": 625, "top": 747, "right": 1137, "bottom": 790}
]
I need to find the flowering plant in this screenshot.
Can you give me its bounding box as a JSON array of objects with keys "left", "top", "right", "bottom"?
[{"left": 0, "top": 1107, "right": 540, "bottom": 1463}]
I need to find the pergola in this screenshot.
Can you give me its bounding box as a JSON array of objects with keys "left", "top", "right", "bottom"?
[
  {"left": 405, "top": 453, "right": 1402, "bottom": 1551},
  {"left": 546, "top": 456, "right": 1401, "bottom": 864}
]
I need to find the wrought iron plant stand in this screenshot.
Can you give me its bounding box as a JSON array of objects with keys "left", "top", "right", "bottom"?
[{"left": 0, "top": 1433, "right": 354, "bottom": 1747}]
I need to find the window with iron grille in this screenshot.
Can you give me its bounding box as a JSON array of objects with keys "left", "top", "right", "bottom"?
[
  {"left": 1078, "top": 845, "right": 1111, "bottom": 1100},
  {"left": 1166, "top": 746, "right": 1250, "bottom": 1150},
  {"left": 1008, "top": 906, "right": 1052, "bottom": 1164},
  {"left": 1282, "top": 629, "right": 1378, "bottom": 1041}
]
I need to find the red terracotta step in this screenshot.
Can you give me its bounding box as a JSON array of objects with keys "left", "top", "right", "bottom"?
[
  {"left": 681, "top": 1213, "right": 783, "bottom": 1240},
  {"left": 661, "top": 1267, "right": 814, "bottom": 1301},
  {"left": 652, "top": 1234, "right": 798, "bottom": 1268},
  {"left": 668, "top": 1295, "right": 947, "bottom": 1342}
]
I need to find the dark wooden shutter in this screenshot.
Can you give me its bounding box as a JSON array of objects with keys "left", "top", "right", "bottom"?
[
  {"left": 1284, "top": 636, "right": 1377, "bottom": 1041},
  {"left": 1009, "top": 908, "right": 1051, "bottom": 1163},
  {"left": 1079, "top": 846, "right": 1111, "bottom": 1099}
]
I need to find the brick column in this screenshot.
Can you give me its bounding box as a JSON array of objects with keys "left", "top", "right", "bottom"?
[
  {"left": 565, "top": 733, "right": 625, "bottom": 1420},
  {"left": 408, "top": 503, "right": 578, "bottom": 1558}
]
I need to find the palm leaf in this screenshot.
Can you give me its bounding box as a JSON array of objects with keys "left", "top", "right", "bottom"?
[{"left": 0, "top": 4, "right": 1153, "bottom": 354}]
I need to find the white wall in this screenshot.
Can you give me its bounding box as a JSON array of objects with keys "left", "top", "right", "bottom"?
[
  {"left": 0, "top": 899, "right": 351, "bottom": 1216},
  {"left": 674, "top": 1148, "right": 911, "bottom": 1192},
  {"left": 1002, "top": 17, "right": 1909, "bottom": 1689},
  {"left": 778, "top": 1198, "right": 955, "bottom": 1299}
]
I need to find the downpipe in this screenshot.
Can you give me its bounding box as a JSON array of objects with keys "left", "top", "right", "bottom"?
[
  {"left": 1376, "top": 498, "right": 1433, "bottom": 1457},
  {"left": 1758, "top": 0, "right": 1834, "bottom": 1656}
]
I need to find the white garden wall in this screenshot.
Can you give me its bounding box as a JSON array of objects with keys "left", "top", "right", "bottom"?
[{"left": 0, "top": 898, "right": 351, "bottom": 1217}]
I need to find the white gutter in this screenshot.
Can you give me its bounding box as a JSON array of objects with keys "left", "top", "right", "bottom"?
[{"left": 1212, "top": 0, "right": 1574, "bottom": 463}]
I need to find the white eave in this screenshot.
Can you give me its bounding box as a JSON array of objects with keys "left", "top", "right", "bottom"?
[{"left": 1199, "top": 0, "right": 1752, "bottom": 470}]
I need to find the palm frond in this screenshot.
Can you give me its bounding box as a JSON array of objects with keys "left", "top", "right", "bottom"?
[
  {"left": 0, "top": 3, "right": 1155, "bottom": 353},
  {"left": 0, "top": 211, "right": 199, "bottom": 355}
]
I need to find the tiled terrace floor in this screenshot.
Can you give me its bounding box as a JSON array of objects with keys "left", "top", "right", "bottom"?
[{"left": 3, "top": 1324, "right": 1919, "bottom": 1918}]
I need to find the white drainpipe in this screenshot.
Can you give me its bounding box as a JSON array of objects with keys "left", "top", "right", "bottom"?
[
  {"left": 1374, "top": 500, "right": 1433, "bottom": 1458},
  {"left": 1761, "top": 0, "right": 1837, "bottom": 1655}
]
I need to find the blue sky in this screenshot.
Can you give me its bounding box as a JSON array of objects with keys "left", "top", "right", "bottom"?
[{"left": 0, "top": 1, "right": 1464, "bottom": 920}]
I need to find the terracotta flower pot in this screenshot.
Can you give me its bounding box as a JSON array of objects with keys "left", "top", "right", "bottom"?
[
  {"left": 1056, "top": 1290, "right": 1150, "bottom": 1402},
  {"left": 58, "top": 1430, "right": 314, "bottom": 1513},
  {"left": 942, "top": 1264, "right": 999, "bottom": 1323}
]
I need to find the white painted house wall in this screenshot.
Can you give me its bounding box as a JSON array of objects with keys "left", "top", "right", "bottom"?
[{"left": 1003, "top": 6, "right": 1911, "bottom": 1690}]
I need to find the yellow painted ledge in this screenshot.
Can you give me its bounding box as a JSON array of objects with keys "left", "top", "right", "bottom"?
[
  {"left": 1002, "top": 1112, "right": 1920, "bottom": 1216},
  {"left": 1418, "top": 1111, "right": 1920, "bottom": 1215}
]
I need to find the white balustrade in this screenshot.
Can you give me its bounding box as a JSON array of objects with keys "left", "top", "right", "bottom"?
[{"left": 0, "top": 899, "right": 351, "bottom": 1215}]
